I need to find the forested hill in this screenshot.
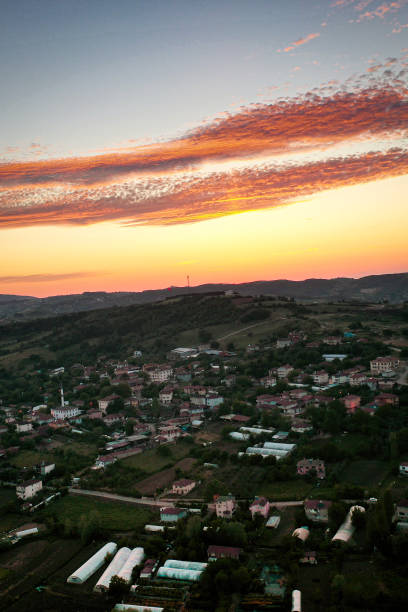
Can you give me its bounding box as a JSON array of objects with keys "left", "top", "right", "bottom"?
[
  {"left": 0, "top": 272, "right": 407, "bottom": 322},
  {"left": 0, "top": 294, "right": 244, "bottom": 368}
]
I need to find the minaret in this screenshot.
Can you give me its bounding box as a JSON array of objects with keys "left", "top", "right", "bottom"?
[{"left": 60, "top": 386, "right": 64, "bottom": 407}]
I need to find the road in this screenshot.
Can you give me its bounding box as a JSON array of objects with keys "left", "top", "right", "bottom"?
[
  {"left": 69, "top": 488, "right": 306, "bottom": 508},
  {"left": 217, "top": 321, "right": 267, "bottom": 341},
  {"left": 68, "top": 488, "right": 174, "bottom": 507}
]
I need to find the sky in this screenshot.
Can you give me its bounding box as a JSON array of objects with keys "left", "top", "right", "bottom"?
[{"left": 1, "top": 0, "right": 407, "bottom": 297}]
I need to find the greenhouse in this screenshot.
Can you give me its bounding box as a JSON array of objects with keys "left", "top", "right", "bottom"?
[
  {"left": 332, "top": 505, "right": 365, "bottom": 543},
  {"left": 114, "top": 605, "right": 164, "bottom": 612},
  {"left": 263, "top": 442, "right": 296, "bottom": 451},
  {"left": 67, "top": 542, "right": 117, "bottom": 584},
  {"left": 157, "top": 566, "right": 204, "bottom": 581},
  {"left": 245, "top": 447, "right": 290, "bottom": 459},
  {"left": 163, "top": 559, "right": 207, "bottom": 571},
  {"left": 94, "top": 547, "right": 131, "bottom": 592},
  {"left": 117, "top": 548, "right": 145, "bottom": 584},
  {"left": 229, "top": 431, "right": 250, "bottom": 441}
]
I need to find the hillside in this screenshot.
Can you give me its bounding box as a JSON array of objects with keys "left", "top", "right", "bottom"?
[
  {"left": 0, "top": 272, "right": 407, "bottom": 322},
  {"left": 1, "top": 292, "right": 407, "bottom": 372}
]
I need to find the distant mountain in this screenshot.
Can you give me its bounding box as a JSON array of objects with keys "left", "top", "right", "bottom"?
[{"left": 0, "top": 272, "right": 407, "bottom": 321}]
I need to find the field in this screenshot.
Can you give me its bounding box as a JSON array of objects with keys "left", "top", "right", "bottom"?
[
  {"left": 40, "top": 494, "right": 157, "bottom": 531},
  {"left": 339, "top": 460, "right": 390, "bottom": 489},
  {"left": 258, "top": 480, "right": 312, "bottom": 501},
  {"left": 0, "top": 537, "right": 110, "bottom": 611},
  {"left": 123, "top": 440, "right": 192, "bottom": 473},
  {"left": 9, "top": 449, "right": 51, "bottom": 469},
  {"left": 135, "top": 457, "right": 197, "bottom": 495}
]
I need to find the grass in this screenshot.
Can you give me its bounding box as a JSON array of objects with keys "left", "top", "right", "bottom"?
[
  {"left": 9, "top": 450, "right": 49, "bottom": 469},
  {"left": 339, "top": 460, "right": 390, "bottom": 488},
  {"left": 122, "top": 440, "right": 192, "bottom": 473},
  {"left": 332, "top": 433, "right": 369, "bottom": 455},
  {"left": 258, "top": 480, "right": 312, "bottom": 501},
  {"left": 0, "top": 488, "right": 16, "bottom": 508},
  {"left": 0, "top": 513, "right": 27, "bottom": 533},
  {"left": 0, "top": 568, "right": 12, "bottom": 581},
  {"left": 40, "top": 494, "right": 156, "bottom": 531},
  {"left": 62, "top": 440, "right": 98, "bottom": 457}
]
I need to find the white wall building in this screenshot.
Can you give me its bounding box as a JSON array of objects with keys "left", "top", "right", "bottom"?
[{"left": 16, "top": 478, "right": 43, "bottom": 500}]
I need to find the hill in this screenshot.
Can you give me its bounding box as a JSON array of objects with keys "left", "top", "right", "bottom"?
[{"left": 0, "top": 273, "right": 407, "bottom": 322}]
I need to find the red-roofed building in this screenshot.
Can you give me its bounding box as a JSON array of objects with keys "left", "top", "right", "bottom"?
[
  {"left": 207, "top": 545, "right": 241, "bottom": 560},
  {"left": 304, "top": 499, "right": 332, "bottom": 522},
  {"left": 172, "top": 479, "right": 196, "bottom": 495},
  {"left": 343, "top": 395, "right": 361, "bottom": 414},
  {"left": 297, "top": 458, "right": 325, "bottom": 479}
]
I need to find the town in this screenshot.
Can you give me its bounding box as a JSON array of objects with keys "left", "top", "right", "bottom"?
[{"left": 0, "top": 292, "right": 408, "bottom": 611}]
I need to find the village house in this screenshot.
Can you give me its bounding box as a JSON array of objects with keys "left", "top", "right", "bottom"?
[
  {"left": 98, "top": 394, "right": 121, "bottom": 414},
  {"left": 249, "top": 496, "right": 270, "bottom": 519},
  {"left": 15, "top": 422, "right": 33, "bottom": 433},
  {"left": 370, "top": 356, "right": 400, "bottom": 375},
  {"left": 399, "top": 462, "right": 408, "bottom": 476},
  {"left": 395, "top": 500, "right": 408, "bottom": 523},
  {"left": 343, "top": 395, "right": 361, "bottom": 414},
  {"left": 172, "top": 479, "right": 196, "bottom": 495},
  {"left": 374, "top": 393, "right": 399, "bottom": 407},
  {"left": 144, "top": 364, "right": 173, "bottom": 383},
  {"left": 215, "top": 494, "right": 237, "bottom": 519},
  {"left": 86, "top": 410, "right": 103, "bottom": 420},
  {"left": 160, "top": 507, "right": 187, "bottom": 522},
  {"left": 291, "top": 419, "right": 313, "bottom": 434},
  {"left": 103, "top": 413, "right": 125, "bottom": 427},
  {"left": 16, "top": 478, "right": 43, "bottom": 500},
  {"left": 256, "top": 395, "right": 278, "bottom": 409},
  {"left": 206, "top": 392, "right": 224, "bottom": 409},
  {"left": 260, "top": 373, "right": 277, "bottom": 388},
  {"left": 279, "top": 399, "right": 304, "bottom": 418},
  {"left": 159, "top": 386, "right": 174, "bottom": 405},
  {"left": 157, "top": 425, "right": 181, "bottom": 443},
  {"left": 95, "top": 454, "right": 117, "bottom": 469},
  {"left": 349, "top": 372, "right": 368, "bottom": 387},
  {"left": 276, "top": 364, "right": 294, "bottom": 379},
  {"left": 323, "top": 336, "right": 342, "bottom": 345},
  {"left": 276, "top": 338, "right": 292, "bottom": 349},
  {"left": 38, "top": 462, "right": 55, "bottom": 476},
  {"left": 207, "top": 545, "right": 241, "bottom": 561},
  {"left": 330, "top": 372, "right": 349, "bottom": 385},
  {"left": 297, "top": 458, "right": 326, "bottom": 479},
  {"left": 313, "top": 370, "right": 329, "bottom": 385},
  {"left": 304, "top": 499, "right": 332, "bottom": 522}
]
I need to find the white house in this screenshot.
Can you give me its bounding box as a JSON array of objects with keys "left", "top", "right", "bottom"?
[
  {"left": 399, "top": 462, "right": 408, "bottom": 476},
  {"left": 215, "top": 494, "right": 236, "bottom": 519},
  {"left": 16, "top": 422, "right": 33, "bottom": 433},
  {"left": 172, "top": 479, "right": 196, "bottom": 495},
  {"left": 16, "top": 478, "right": 43, "bottom": 500}
]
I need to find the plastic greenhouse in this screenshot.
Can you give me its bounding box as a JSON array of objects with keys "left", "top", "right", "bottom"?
[
  {"left": 94, "top": 547, "right": 131, "bottom": 591},
  {"left": 67, "top": 542, "right": 117, "bottom": 584},
  {"left": 117, "top": 547, "right": 145, "bottom": 583}
]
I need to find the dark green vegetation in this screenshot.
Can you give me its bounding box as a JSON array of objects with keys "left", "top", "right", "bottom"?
[{"left": 40, "top": 494, "right": 156, "bottom": 534}]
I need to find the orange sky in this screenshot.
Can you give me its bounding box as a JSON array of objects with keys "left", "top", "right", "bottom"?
[{"left": 2, "top": 173, "right": 407, "bottom": 297}]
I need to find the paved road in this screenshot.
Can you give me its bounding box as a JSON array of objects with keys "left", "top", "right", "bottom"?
[
  {"left": 69, "top": 488, "right": 174, "bottom": 507},
  {"left": 69, "top": 488, "right": 307, "bottom": 508}
]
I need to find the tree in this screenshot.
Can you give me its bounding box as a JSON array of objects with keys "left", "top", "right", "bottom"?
[{"left": 108, "top": 575, "right": 129, "bottom": 598}]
